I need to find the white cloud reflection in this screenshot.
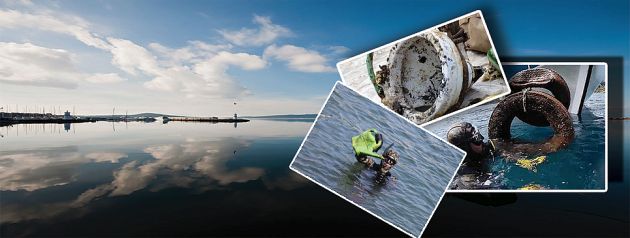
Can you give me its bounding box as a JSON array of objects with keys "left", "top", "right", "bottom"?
[
  {"left": 0, "top": 148, "right": 126, "bottom": 191},
  {"left": 0, "top": 136, "right": 307, "bottom": 223}
]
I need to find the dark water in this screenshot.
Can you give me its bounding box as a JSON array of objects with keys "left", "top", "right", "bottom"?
[
  {"left": 0, "top": 119, "right": 409, "bottom": 237},
  {"left": 291, "top": 83, "right": 465, "bottom": 236},
  {"left": 424, "top": 93, "right": 606, "bottom": 190}
]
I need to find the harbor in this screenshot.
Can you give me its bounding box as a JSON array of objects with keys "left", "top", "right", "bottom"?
[{"left": 1, "top": 107, "right": 249, "bottom": 126}]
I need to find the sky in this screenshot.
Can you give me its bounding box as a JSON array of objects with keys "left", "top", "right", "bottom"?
[{"left": 0, "top": 0, "right": 628, "bottom": 116}]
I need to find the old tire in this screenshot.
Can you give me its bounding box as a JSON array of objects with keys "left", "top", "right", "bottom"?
[
  {"left": 488, "top": 91, "right": 574, "bottom": 154},
  {"left": 509, "top": 68, "right": 571, "bottom": 127}
]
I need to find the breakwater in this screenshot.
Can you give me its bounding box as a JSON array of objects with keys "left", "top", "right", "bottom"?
[
  {"left": 0, "top": 112, "right": 96, "bottom": 126},
  {"left": 163, "top": 116, "right": 249, "bottom": 123}
]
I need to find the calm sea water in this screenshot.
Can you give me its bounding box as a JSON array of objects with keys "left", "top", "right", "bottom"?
[
  {"left": 291, "top": 83, "right": 464, "bottom": 236},
  {"left": 0, "top": 119, "right": 407, "bottom": 237},
  {"left": 424, "top": 93, "right": 606, "bottom": 190}
]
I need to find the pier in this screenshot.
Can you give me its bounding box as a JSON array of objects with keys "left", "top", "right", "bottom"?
[
  {"left": 163, "top": 116, "right": 249, "bottom": 123},
  {"left": 0, "top": 112, "right": 96, "bottom": 126}
]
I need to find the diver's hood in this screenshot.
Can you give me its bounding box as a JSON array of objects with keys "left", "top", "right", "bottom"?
[{"left": 383, "top": 150, "right": 399, "bottom": 165}]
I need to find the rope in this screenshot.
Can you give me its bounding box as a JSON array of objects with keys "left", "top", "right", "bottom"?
[
  {"left": 488, "top": 139, "right": 496, "bottom": 161},
  {"left": 366, "top": 53, "right": 384, "bottom": 95},
  {"left": 522, "top": 88, "right": 531, "bottom": 112}
]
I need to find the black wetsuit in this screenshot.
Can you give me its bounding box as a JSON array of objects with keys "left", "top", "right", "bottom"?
[
  {"left": 451, "top": 152, "right": 491, "bottom": 189},
  {"left": 371, "top": 163, "right": 393, "bottom": 184}
]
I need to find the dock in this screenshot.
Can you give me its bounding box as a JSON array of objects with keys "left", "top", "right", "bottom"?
[
  {"left": 163, "top": 116, "right": 249, "bottom": 123},
  {"left": 0, "top": 112, "right": 96, "bottom": 126}
]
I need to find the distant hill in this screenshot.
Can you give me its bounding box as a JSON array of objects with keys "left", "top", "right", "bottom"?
[
  {"left": 131, "top": 113, "right": 179, "bottom": 118},
  {"left": 83, "top": 113, "right": 179, "bottom": 118},
  {"left": 245, "top": 114, "right": 317, "bottom": 119}
]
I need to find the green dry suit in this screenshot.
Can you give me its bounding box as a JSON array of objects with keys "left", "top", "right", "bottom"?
[{"left": 352, "top": 129, "right": 384, "bottom": 160}]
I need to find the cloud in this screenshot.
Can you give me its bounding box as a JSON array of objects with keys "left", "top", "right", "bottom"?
[
  {"left": 149, "top": 41, "right": 233, "bottom": 65},
  {"left": 2, "top": 0, "right": 33, "bottom": 6},
  {"left": 0, "top": 42, "right": 79, "bottom": 88},
  {"left": 219, "top": 15, "right": 292, "bottom": 46},
  {"left": 107, "top": 37, "right": 161, "bottom": 76},
  {"left": 84, "top": 73, "right": 126, "bottom": 84},
  {"left": 0, "top": 9, "right": 267, "bottom": 97},
  {"left": 106, "top": 37, "right": 266, "bottom": 97},
  {"left": 149, "top": 42, "right": 200, "bottom": 65},
  {"left": 264, "top": 44, "right": 336, "bottom": 73},
  {"left": 0, "top": 9, "right": 111, "bottom": 49},
  {"left": 328, "top": 45, "right": 350, "bottom": 55},
  {"left": 0, "top": 42, "right": 124, "bottom": 88},
  {"left": 193, "top": 51, "right": 267, "bottom": 81},
  {"left": 0, "top": 8, "right": 333, "bottom": 107}
]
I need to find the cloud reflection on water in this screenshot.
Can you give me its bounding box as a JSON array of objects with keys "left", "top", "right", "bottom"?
[
  {"left": 1, "top": 120, "right": 313, "bottom": 227},
  {"left": 0, "top": 136, "right": 308, "bottom": 224},
  {"left": 0, "top": 147, "right": 126, "bottom": 191}
]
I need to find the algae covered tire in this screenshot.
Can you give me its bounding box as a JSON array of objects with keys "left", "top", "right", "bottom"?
[
  {"left": 509, "top": 68, "right": 571, "bottom": 127},
  {"left": 488, "top": 91, "right": 574, "bottom": 154}
]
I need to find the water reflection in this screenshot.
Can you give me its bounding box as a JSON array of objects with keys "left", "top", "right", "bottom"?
[
  {"left": 107, "top": 139, "right": 264, "bottom": 197},
  {"left": 0, "top": 147, "right": 125, "bottom": 192},
  {"left": 0, "top": 123, "right": 80, "bottom": 137},
  {"left": 0, "top": 120, "right": 313, "bottom": 233}
]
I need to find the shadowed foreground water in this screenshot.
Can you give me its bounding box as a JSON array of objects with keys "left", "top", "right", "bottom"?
[{"left": 291, "top": 83, "right": 465, "bottom": 236}]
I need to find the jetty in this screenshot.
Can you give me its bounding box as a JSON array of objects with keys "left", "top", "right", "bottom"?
[
  {"left": 0, "top": 111, "right": 96, "bottom": 126},
  {"left": 163, "top": 114, "right": 249, "bottom": 123}
]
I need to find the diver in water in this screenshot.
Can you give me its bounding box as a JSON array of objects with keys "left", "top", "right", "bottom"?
[
  {"left": 373, "top": 149, "right": 399, "bottom": 184},
  {"left": 351, "top": 129, "right": 398, "bottom": 184},
  {"left": 446, "top": 122, "right": 495, "bottom": 189}
]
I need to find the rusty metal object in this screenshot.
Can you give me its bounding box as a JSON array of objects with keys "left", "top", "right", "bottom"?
[
  {"left": 488, "top": 91, "right": 574, "bottom": 155},
  {"left": 509, "top": 68, "right": 571, "bottom": 126}
]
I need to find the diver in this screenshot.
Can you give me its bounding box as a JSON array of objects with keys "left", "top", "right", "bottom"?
[
  {"left": 373, "top": 149, "right": 399, "bottom": 184},
  {"left": 351, "top": 129, "right": 398, "bottom": 184},
  {"left": 446, "top": 122, "right": 495, "bottom": 189}
]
